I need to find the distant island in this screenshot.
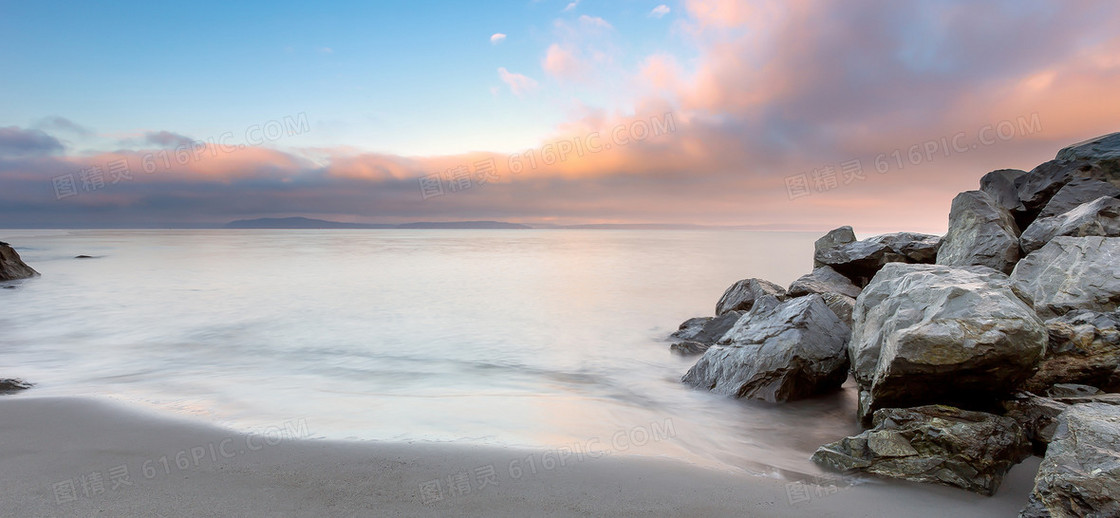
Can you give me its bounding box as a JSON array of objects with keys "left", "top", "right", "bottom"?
[
  {"left": 224, "top": 217, "right": 823, "bottom": 231},
  {"left": 225, "top": 217, "right": 531, "bottom": 230}
]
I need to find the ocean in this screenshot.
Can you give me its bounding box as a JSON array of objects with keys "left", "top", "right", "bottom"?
[{"left": 0, "top": 229, "right": 861, "bottom": 478}]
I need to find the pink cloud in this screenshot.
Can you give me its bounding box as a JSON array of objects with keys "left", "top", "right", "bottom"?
[{"left": 497, "top": 67, "right": 539, "bottom": 97}]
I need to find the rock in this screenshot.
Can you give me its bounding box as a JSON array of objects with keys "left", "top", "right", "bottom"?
[
  {"left": 1017, "top": 159, "right": 1103, "bottom": 213},
  {"left": 0, "top": 243, "right": 39, "bottom": 282},
  {"left": 936, "top": 190, "right": 1021, "bottom": 274},
  {"left": 1002, "top": 393, "right": 1071, "bottom": 453},
  {"left": 787, "top": 266, "right": 862, "bottom": 299},
  {"left": 811, "top": 405, "right": 1031, "bottom": 496},
  {"left": 1037, "top": 178, "right": 1120, "bottom": 219},
  {"left": 75, "top": 255, "right": 94, "bottom": 259},
  {"left": 866, "top": 232, "right": 943, "bottom": 264},
  {"left": 0, "top": 378, "right": 33, "bottom": 394},
  {"left": 1019, "top": 196, "right": 1120, "bottom": 254},
  {"left": 1004, "top": 391, "right": 1120, "bottom": 453},
  {"left": 1010, "top": 236, "right": 1120, "bottom": 319},
  {"left": 1046, "top": 383, "right": 1103, "bottom": 398},
  {"left": 813, "top": 226, "right": 857, "bottom": 268},
  {"left": 820, "top": 292, "right": 856, "bottom": 327},
  {"left": 682, "top": 295, "right": 850, "bottom": 402},
  {"left": 850, "top": 263, "right": 1047, "bottom": 425},
  {"left": 714, "top": 278, "right": 785, "bottom": 316},
  {"left": 1055, "top": 131, "right": 1120, "bottom": 181},
  {"left": 670, "top": 341, "right": 711, "bottom": 356},
  {"left": 816, "top": 240, "right": 906, "bottom": 287},
  {"left": 670, "top": 311, "right": 744, "bottom": 344},
  {"left": 980, "top": 169, "right": 1028, "bottom": 212},
  {"left": 1021, "top": 403, "right": 1120, "bottom": 518},
  {"left": 1020, "top": 309, "right": 1120, "bottom": 393}
]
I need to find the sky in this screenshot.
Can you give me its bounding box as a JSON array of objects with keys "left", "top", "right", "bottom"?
[{"left": 2, "top": 0, "right": 1119, "bottom": 232}]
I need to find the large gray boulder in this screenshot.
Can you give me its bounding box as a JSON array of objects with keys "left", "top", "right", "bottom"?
[
  {"left": 1021, "top": 403, "right": 1120, "bottom": 518},
  {"left": 788, "top": 266, "right": 862, "bottom": 299},
  {"left": 670, "top": 311, "right": 744, "bottom": 345},
  {"left": 1037, "top": 178, "right": 1120, "bottom": 219},
  {"left": 1017, "top": 159, "right": 1103, "bottom": 214},
  {"left": 682, "top": 295, "right": 850, "bottom": 402},
  {"left": 811, "top": 405, "right": 1031, "bottom": 496},
  {"left": 866, "top": 232, "right": 943, "bottom": 264},
  {"left": 980, "top": 169, "right": 1028, "bottom": 212},
  {"left": 1055, "top": 131, "right": 1120, "bottom": 181},
  {"left": 813, "top": 226, "right": 857, "bottom": 267},
  {"left": 714, "top": 278, "right": 785, "bottom": 316},
  {"left": 850, "top": 263, "right": 1047, "bottom": 425},
  {"left": 1010, "top": 236, "right": 1120, "bottom": 319},
  {"left": 816, "top": 240, "right": 906, "bottom": 286},
  {"left": 1020, "top": 196, "right": 1120, "bottom": 254},
  {"left": 1020, "top": 309, "right": 1120, "bottom": 394},
  {"left": 936, "top": 190, "right": 1021, "bottom": 274},
  {"left": 0, "top": 242, "right": 38, "bottom": 282}
]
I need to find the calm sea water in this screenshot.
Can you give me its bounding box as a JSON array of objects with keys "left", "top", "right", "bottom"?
[{"left": 0, "top": 229, "right": 861, "bottom": 477}]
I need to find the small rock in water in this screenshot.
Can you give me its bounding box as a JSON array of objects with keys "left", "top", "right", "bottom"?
[
  {"left": 0, "top": 378, "right": 34, "bottom": 394},
  {"left": 670, "top": 341, "right": 710, "bottom": 356},
  {"left": 75, "top": 255, "right": 94, "bottom": 259}
]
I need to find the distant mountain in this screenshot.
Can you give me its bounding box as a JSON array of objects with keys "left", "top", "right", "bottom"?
[
  {"left": 396, "top": 221, "right": 531, "bottom": 229},
  {"left": 224, "top": 217, "right": 530, "bottom": 230},
  {"left": 225, "top": 217, "right": 394, "bottom": 229}
]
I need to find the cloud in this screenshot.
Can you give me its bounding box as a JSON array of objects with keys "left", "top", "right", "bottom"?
[
  {"left": 563, "top": 1, "right": 579, "bottom": 12},
  {"left": 33, "top": 116, "right": 94, "bottom": 136},
  {"left": 5, "top": 0, "right": 1120, "bottom": 233},
  {"left": 578, "top": 15, "right": 612, "bottom": 30},
  {"left": 497, "top": 67, "right": 539, "bottom": 97},
  {"left": 317, "top": 47, "right": 334, "bottom": 54},
  {"left": 0, "top": 126, "right": 65, "bottom": 157},
  {"left": 144, "top": 131, "right": 197, "bottom": 148},
  {"left": 542, "top": 44, "right": 584, "bottom": 80},
  {"left": 650, "top": 5, "right": 671, "bottom": 18},
  {"left": 490, "top": 33, "right": 507, "bottom": 45}
]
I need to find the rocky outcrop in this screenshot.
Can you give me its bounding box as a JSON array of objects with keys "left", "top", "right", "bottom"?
[
  {"left": 936, "top": 190, "right": 1021, "bottom": 273},
  {"left": 1020, "top": 309, "right": 1120, "bottom": 393},
  {"left": 816, "top": 240, "right": 905, "bottom": 287},
  {"left": 0, "top": 242, "right": 39, "bottom": 282},
  {"left": 1019, "top": 196, "right": 1120, "bottom": 254},
  {"left": 1021, "top": 403, "right": 1120, "bottom": 518},
  {"left": 1017, "top": 160, "right": 1104, "bottom": 214},
  {"left": 682, "top": 295, "right": 850, "bottom": 402},
  {"left": 787, "top": 266, "right": 862, "bottom": 299},
  {"left": 671, "top": 311, "right": 744, "bottom": 344},
  {"left": 1010, "top": 236, "right": 1120, "bottom": 319},
  {"left": 1036, "top": 178, "right": 1120, "bottom": 220},
  {"left": 980, "top": 169, "right": 1028, "bottom": 213},
  {"left": 813, "top": 226, "right": 857, "bottom": 267},
  {"left": 850, "top": 263, "right": 1047, "bottom": 425},
  {"left": 0, "top": 378, "right": 33, "bottom": 394},
  {"left": 1055, "top": 131, "right": 1120, "bottom": 181},
  {"left": 811, "top": 405, "right": 1031, "bottom": 496},
  {"left": 866, "top": 232, "right": 943, "bottom": 264},
  {"left": 714, "top": 279, "right": 785, "bottom": 316}
]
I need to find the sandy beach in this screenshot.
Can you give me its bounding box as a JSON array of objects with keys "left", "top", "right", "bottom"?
[{"left": 0, "top": 396, "right": 1041, "bottom": 517}]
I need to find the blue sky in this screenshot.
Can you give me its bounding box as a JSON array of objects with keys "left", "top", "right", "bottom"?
[{"left": 0, "top": 0, "right": 682, "bottom": 156}]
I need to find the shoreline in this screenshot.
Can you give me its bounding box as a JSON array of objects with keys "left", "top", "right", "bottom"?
[{"left": 1, "top": 395, "right": 1040, "bottom": 517}]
